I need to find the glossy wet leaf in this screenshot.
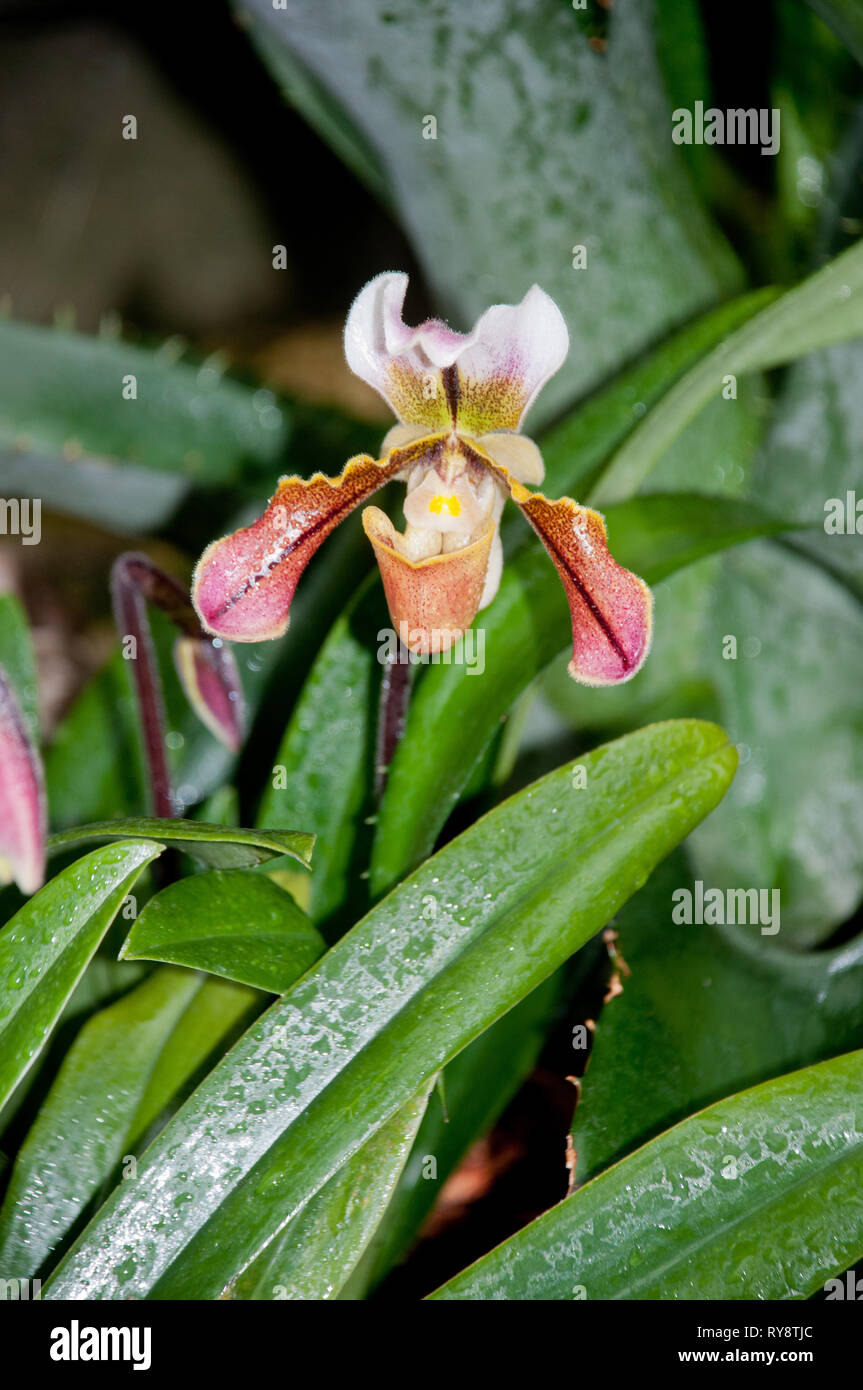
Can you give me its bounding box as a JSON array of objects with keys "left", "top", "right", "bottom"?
[
  {"left": 255, "top": 577, "right": 386, "bottom": 928},
  {"left": 0, "top": 967, "right": 256, "bottom": 1278},
  {"left": 47, "top": 818, "right": 314, "bottom": 871},
  {"left": 121, "top": 871, "right": 324, "bottom": 994},
  {"left": 431, "top": 1049, "right": 863, "bottom": 1300},
  {"left": 349, "top": 972, "right": 566, "bottom": 1296},
  {"left": 44, "top": 720, "right": 736, "bottom": 1299},
  {"left": 371, "top": 496, "right": 795, "bottom": 893},
  {"left": 592, "top": 236, "right": 863, "bottom": 503},
  {"left": 573, "top": 853, "right": 863, "bottom": 1184},
  {"left": 232, "top": 1081, "right": 432, "bottom": 1300},
  {"left": 0, "top": 840, "right": 160, "bottom": 1111}
]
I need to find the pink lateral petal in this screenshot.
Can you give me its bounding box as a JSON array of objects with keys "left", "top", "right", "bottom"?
[
  {"left": 515, "top": 491, "right": 653, "bottom": 686},
  {"left": 173, "top": 636, "right": 245, "bottom": 753},
  {"left": 0, "top": 665, "right": 46, "bottom": 896},
  {"left": 192, "top": 439, "right": 435, "bottom": 643}
]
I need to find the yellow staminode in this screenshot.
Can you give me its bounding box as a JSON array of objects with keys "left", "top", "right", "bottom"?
[{"left": 429, "top": 494, "right": 461, "bottom": 516}]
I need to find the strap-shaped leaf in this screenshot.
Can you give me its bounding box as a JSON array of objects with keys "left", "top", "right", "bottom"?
[
  {"left": 44, "top": 720, "right": 735, "bottom": 1299},
  {"left": 0, "top": 840, "right": 161, "bottom": 1110},
  {"left": 430, "top": 1049, "right": 863, "bottom": 1300},
  {"left": 48, "top": 818, "right": 314, "bottom": 870},
  {"left": 592, "top": 237, "right": 863, "bottom": 504},
  {"left": 232, "top": 1081, "right": 433, "bottom": 1301},
  {"left": 0, "top": 968, "right": 256, "bottom": 1278}
]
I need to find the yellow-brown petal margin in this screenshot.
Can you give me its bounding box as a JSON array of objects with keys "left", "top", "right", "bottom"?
[
  {"left": 192, "top": 438, "right": 439, "bottom": 643},
  {"left": 362, "top": 507, "right": 495, "bottom": 655}
]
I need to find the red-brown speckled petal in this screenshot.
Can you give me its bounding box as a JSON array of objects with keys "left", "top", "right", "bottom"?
[
  {"left": 192, "top": 438, "right": 439, "bottom": 642},
  {"left": 515, "top": 490, "right": 653, "bottom": 685}
]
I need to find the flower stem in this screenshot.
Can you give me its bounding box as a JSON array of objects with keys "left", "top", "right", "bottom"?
[
  {"left": 375, "top": 642, "right": 414, "bottom": 799},
  {"left": 110, "top": 555, "right": 175, "bottom": 820}
]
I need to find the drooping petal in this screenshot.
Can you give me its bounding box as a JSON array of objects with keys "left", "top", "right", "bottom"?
[
  {"left": 173, "top": 636, "right": 245, "bottom": 753},
  {"left": 511, "top": 490, "right": 653, "bottom": 685},
  {"left": 344, "top": 272, "right": 568, "bottom": 433},
  {"left": 0, "top": 664, "right": 46, "bottom": 896},
  {"left": 192, "top": 439, "right": 434, "bottom": 642},
  {"left": 362, "top": 506, "right": 496, "bottom": 655}
]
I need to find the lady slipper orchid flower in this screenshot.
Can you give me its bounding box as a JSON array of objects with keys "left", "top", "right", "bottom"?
[{"left": 193, "top": 273, "right": 652, "bottom": 685}]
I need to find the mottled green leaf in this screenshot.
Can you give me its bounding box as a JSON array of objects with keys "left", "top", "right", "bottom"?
[{"left": 247, "top": 0, "right": 739, "bottom": 422}]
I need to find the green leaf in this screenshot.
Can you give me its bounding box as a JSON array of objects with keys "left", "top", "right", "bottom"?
[
  {"left": 247, "top": 0, "right": 739, "bottom": 423},
  {"left": 0, "top": 840, "right": 160, "bottom": 1110},
  {"left": 536, "top": 288, "right": 776, "bottom": 503},
  {"left": 573, "top": 853, "right": 863, "bottom": 1184},
  {"left": 371, "top": 496, "right": 796, "bottom": 893},
  {"left": 348, "top": 971, "right": 566, "bottom": 1296},
  {"left": 806, "top": 0, "right": 863, "bottom": 65},
  {"left": 430, "top": 1049, "right": 863, "bottom": 1300},
  {"left": 44, "top": 720, "right": 736, "bottom": 1299},
  {"left": 688, "top": 541, "right": 863, "bottom": 945},
  {"left": 592, "top": 237, "right": 863, "bottom": 504},
  {"left": 0, "top": 967, "right": 256, "bottom": 1278},
  {"left": 47, "top": 818, "right": 314, "bottom": 870},
  {"left": 0, "top": 320, "right": 289, "bottom": 530},
  {"left": 757, "top": 339, "right": 863, "bottom": 596},
  {"left": 231, "top": 1081, "right": 432, "bottom": 1300},
  {"left": 255, "top": 577, "right": 386, "bottom": 927},
  {"left": 120, "top": 871, "right": 324, "bottom": 994}
]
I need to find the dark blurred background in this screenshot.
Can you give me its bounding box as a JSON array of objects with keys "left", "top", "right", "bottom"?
[{"left": 0, "top": 0, "right": 803, "bottom": 368}]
